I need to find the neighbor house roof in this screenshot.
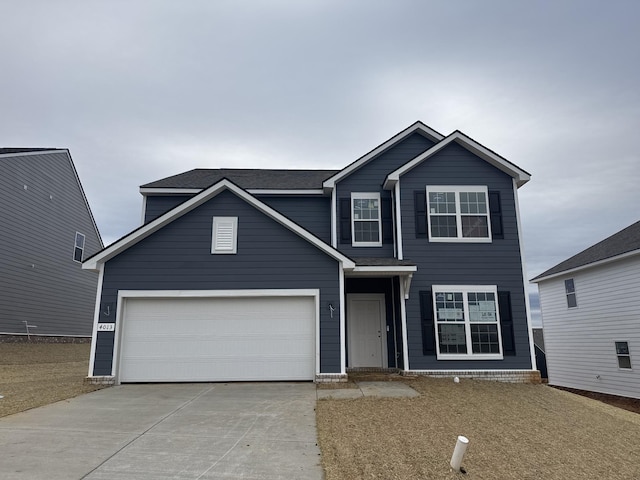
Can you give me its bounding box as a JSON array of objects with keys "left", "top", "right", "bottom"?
[
  {"left": 532, "top": 220, "right": 640, "bottom": 282},
  {"left": 141, "top": 168, "right": 339, "bottom": 191},
  {"left": 0, "top": 148, "right": 64, "bottom": 155}
]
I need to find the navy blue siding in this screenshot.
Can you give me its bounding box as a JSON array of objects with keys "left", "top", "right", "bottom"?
[
  {"left": 336, "top": 132, "right": 435, "bottom": 258},
  {"left": 400, "top": 142, "right": 532, "bottom": 369},
  {"left": 258, "top": 195, "right": 331, "bottom": 244},
  {"left": 144, "top": 195, "right": 193, "bottom": 223},
  {"left": 94, "top": 189, "right": 341, "bottom": 376}
]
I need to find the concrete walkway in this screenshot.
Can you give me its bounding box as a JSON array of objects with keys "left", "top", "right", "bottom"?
[
  {"left": 316, "top": 381, "right": 420, "bottom": 400},
  {"left": 0, "top": 383, "right": 322, "bottom": 480}
]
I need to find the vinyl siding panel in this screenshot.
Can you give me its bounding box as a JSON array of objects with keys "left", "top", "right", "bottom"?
[
  {"left": 0, "top": 152, "right": 101, "bottom": 336},
  {"left": 336, "top": 132, "right": 435, "bottom": 257},
  {"left": 539, "top": 254, "right": 640, "bottom": 399},
  {"left": 144, "top": 195, "right": 192, "bottom": 223},
  {"left": 400, "top": 142, "right": 532, "bottom": 370},
  {"left": 93, "top": 189, "right": 341, "bottom": 376},
  {"left": 258, "top": 195, "right": 331, "bottom": 243}
]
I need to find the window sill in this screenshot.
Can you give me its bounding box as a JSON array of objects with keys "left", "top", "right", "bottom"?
[
  {"left": 352, "top": 242, "right": 382, "bottom": 247},
  {"left": 429, "top": 237, "right": 492, "bottom": 243},
  {"left": 436, "top": 354, "right": 504, "bottom": 361}
]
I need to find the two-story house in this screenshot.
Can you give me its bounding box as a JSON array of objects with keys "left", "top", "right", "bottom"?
[
  {"left": 0, "top": 148, "right": 103, "bottom": 337},
  {"left": 82, "top": 122, "right": 538, "bottom": 384}
]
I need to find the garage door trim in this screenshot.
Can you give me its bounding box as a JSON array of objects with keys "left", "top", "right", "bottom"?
[{"left": 112, "top": 289, "right": 320, "bottom": 383}]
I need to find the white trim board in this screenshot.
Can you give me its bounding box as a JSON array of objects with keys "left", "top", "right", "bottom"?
[
  {"left": 383, "top": 131, "right": 531, "bottom": 189},
  {"left": 112, "top": 289, "right": 321, "bottom": 384},
  {"left": 83, "top": 178, "right": 355, "bottom": 271},
  {"left": 322, "top": 121, "right": 444, "bottom": 190}
]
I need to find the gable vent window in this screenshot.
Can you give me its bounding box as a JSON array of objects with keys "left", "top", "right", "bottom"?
[
  {"left": 564, "top": 279, "right": 577, "bottom": 308},
  {"left": 615, "top": 342, "right": 632, "bottom": 369},
  {"left": 73, "top": 232, "right": 85, "bottom": 263},
  {"left": 212, "top": 217, "right": 238, "bottom": 254}
]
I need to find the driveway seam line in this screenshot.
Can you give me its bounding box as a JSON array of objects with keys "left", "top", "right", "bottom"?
[{"left": 79, "top": 384, "right": 217, "bottom": 479}]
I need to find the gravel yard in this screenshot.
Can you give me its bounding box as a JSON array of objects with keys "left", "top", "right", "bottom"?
[
  {"left": 0, "top": 341, "right": 104, "bottom": 418},
  {"left": 317, "top": 374, "right": 640, "bottom": 479}
]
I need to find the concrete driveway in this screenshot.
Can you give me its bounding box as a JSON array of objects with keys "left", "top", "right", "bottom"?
[{"left": 0, "top": 383, "right": 322, "bottom": 480}]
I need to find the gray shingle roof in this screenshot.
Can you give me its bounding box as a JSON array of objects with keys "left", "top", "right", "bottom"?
[
  {"left": 141, "top": 168, "right": 340, "bottom": 190},
  {"left": 532, "top": 220, "right": 640, "bottom": 281},
  {"left": 0, "top": 148, "right": 63, "bottom": 154}
]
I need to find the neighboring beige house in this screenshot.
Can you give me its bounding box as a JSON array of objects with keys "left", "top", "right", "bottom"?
[{"left": 532, "top": 220, "right": 640, "bottom": 399}]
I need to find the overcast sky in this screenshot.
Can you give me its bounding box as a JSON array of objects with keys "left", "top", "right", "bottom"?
[{"left": 2, "top": 1, "right": 639, "bottom": 326}]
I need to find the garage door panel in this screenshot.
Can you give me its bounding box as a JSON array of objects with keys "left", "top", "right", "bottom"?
[{"left": 119, "top": 295, "right": 316, "bottom": 382}]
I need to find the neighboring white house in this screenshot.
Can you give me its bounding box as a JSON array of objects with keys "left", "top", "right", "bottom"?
[{"left": 531, "top": 220, "right": 640, "bottom": 399}]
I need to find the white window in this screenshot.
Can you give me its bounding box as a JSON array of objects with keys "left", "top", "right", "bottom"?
[
  {"left": 433, "top": 285, "right": 503, "bottom": 360},
  {"left": 564, "top": 279, "right": 577, "bottom": 308},
  {"left": 351, "top": 192, "right": 382, "bottom": 247},
  {"left": 73, "top": 232, "right": 85, "bottom": 263},
  {"left": 615, "top": 342, "right": 632, "bottom": 369},
  {"left": 212, "top": 217, "right": 238, "bottom": 254},
  {"left": 426, "top": 186, "right": 491, "bottom": 242}
]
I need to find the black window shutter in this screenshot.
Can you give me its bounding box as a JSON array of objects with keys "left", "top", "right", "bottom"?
[
  {"left": 339, "top": 198, "right": 351, "bottom": 243},
  {"left": 381, "top": 197, "right": 393, "bottom": 243},
  {"left": 489, "top": 191, "right": 503, "bottom": 239},
  {"left": 498, "top": 291, "right": 515, "bottom": 356},
  {"left": 414, "top": 191, "right": 427, "bottom": 238},
  {"left": 420, "top": 290, "right": 436, "bottom": 355}
]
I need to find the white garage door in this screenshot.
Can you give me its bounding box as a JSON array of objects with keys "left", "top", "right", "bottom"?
[{"left": 118, "top": 295, "right": 316, "bottom": 382}]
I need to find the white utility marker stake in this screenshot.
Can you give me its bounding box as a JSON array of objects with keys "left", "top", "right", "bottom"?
[{"left": 450, "top": 435, "right": 469, "bottom": 472}]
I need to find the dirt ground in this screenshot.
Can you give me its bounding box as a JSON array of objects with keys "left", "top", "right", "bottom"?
[
  {"left": 316, "top": 374, "right": 640, "bottom": 480},
  {"left": 0, "top": 341, "right": 104, "bottom": 418}
]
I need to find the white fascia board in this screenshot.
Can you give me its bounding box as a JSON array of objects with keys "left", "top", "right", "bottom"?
[
  {"left": 323, "top": 122, "right": 444, "bottom": 190},
  {"left": 248, "top": 189, "right": 325, "bottom": 195},
  {"left": 83, "top": 179, "right": 355, "bottom": 270},
  {"left": 140, "top": 187, "right": 326, "bottom": 196},
  {"left": 531, "top": 248, "right": 640, "bottom": 284},
  {"left": 139, "top": 188, "right": 202, "bottom": 195},
  {"left": 383, "top": 131, "right": 531, "bottom": 189},
  {"left": 348, "top": 265, "right": 417, "bottom": 276}
]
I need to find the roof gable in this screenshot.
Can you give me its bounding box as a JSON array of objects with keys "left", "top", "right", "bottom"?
[
  {"left": 384, "top": 130, "right": 531, "bottom": 189},
  {"left": 322, "top": 121, "right": 444, "bottom": 190},
  {"left": 83, "top": 178, "right": 354, "bottom": 270},
  {"left": 532, "top": 220, "right": 640, "bottom": 282}
]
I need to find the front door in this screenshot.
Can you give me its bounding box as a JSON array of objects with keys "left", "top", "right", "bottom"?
[{"left": 347, "top": 294, "right": 387, "bottom": 368}]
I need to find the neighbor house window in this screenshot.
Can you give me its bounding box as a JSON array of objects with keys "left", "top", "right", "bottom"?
[
  {"left": 351, "top": 192, "right": 382, "bottom": 246},
  {"left": 615, "top": 342, "right": 631, "bottom": 369},
  {"left": 426, "top": 186, "right": 491, "bottom": 242},
  {"left": 433, "top": 285, "right": 502, "bottom": 360},
  {"left": 211, "top": 217, "right": 238, "bottom": 254},
  {"left": 564, "top": 279, "right": 577, "bottom": 308},
  {"left": 73, "top": 232, "right": 85, "bottom": 262}
]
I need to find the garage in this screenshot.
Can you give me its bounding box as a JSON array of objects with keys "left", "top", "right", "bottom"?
[{"left": 117, "top": 293, "right": 317, "bottom": 383}]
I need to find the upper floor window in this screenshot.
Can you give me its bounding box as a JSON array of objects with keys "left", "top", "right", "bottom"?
[
  {"left": 426, "top": 186, "right": 491, "bottom": 242},
  {"left": 564, "top": 279, "right": 577, "bottom": 308},
  {"left": 212, "top": 217, "right": 238, "bottom": 254},
  {"left": 433, "top": 285, "right": 503, "bottom": 360},
  {"left": 73, "top": 232, "right": 85, "bottom": 263},
  {"left": 351, "top": 193, "right": 382, "bottom": 247}
]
